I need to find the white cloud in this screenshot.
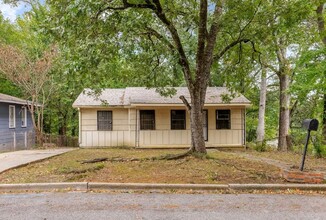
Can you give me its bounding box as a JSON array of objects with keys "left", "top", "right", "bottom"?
[{"left": 0, "top": 2, "right": 25, "bottom": 22}]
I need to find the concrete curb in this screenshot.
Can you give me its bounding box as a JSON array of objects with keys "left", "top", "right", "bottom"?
[
  {"left": 1, "top": 182, "right": 326, "bottom": 193},
  {"left": 88, "top": 183, "right": 229, "bottom": 191},
  {"left": 0, "top": 182, "right": 88, "bottom": 192},
  {"left": 228, "top": 184, "right": 326, "bottom": 191}
]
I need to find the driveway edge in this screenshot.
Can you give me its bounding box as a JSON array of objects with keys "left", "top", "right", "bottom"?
[{"left": 1, "top": 182, "right": 326, "bottom": 193}]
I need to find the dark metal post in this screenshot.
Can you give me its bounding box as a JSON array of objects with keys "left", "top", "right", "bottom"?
[{"left": 300, "top": 130, "right": 311, "bottom": 171}]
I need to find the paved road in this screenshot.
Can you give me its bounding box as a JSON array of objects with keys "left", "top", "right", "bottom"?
[
  {"left": 0, "top": 148, "right": 75, "bottom": 173},
  {"left": 0, "top": 192, "right": 325, "bottom": 220}
]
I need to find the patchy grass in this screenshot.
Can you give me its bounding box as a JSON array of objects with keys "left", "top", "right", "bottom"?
[
  {"left": 243, "top": 149, "right": 326, "bottom": 172},
  {"left": 0, "top": 148, "right": 286, "bottom": 184}
]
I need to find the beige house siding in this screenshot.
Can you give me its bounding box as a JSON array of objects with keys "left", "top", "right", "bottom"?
[
  {"left": 80, "top": 108, "right": 131, "bottom": 147},
  {"left": 79, "top": 106, "right": 245, "bottom": 148}
]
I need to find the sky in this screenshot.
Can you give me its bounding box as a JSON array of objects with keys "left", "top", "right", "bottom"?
[{"left": 0, "top": 0, "right": 32, "bottom": 22}]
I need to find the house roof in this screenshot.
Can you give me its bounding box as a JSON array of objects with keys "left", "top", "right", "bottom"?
[
  {"left": 73, "top": 87, "right": 251, "bottom": 108},
  {"left": 0, "top": 93, "right": 29, "bottom": 105}
]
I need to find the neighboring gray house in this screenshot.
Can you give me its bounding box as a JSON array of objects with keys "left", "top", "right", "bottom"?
[{"left": 0, "top": 93, "right": 34, "bottom": 151}]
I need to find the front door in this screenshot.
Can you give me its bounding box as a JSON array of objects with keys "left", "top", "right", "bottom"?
[{"left": 203, "top": 110, "right": 208, "bottom": 141}]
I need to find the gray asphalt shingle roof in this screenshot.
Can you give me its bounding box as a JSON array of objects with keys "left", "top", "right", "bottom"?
[
  {"left": 0, "top": 93, "right": 29, "bottom": 105},
  {"left": 72, "top": 87, "right": 251, "bottom": 107}
]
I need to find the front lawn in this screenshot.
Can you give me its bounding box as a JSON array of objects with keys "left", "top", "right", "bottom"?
[
  {"left": 0, "top": 148, "right": 285, "bottom": 184},
  {"left": 245, "top": 150, "right": 326, "bottom": 172}
]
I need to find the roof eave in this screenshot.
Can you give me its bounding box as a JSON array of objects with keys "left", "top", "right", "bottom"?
[
  {"left": 130, "top": 103, "right": 251, "bottom": 107},
  {"left": 72, "top": 105, "right": 127, "bottom": 108}
]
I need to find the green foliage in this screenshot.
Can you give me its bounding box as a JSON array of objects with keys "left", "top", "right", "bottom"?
[
  {"left": 312, "top": 133, "right": 326, "bottom": 158},
  {"left": 254, "top": 140, "right": 267, "bottom": 152},
  {"left": 0, "top": 76, "right": 22, "bottom": 97},
  {"left": 1, "top": 0, "right": 324, "bottom": 151}
]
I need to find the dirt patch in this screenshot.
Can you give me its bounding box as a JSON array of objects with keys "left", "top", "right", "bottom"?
[{"left": 0, "top": 149, "right": 285, "bottom": 184}]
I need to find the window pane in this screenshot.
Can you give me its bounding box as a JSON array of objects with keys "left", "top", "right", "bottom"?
[
  {"left": 216, "top": 110, "right": 231, "bottom": 129},
  {"left": 140, "top": 110, "right": 155, "bottom": 130},
  {"left": 171, "top": 110, "right": 186, "bottom": 130},
  {"left": 203, "top": 110, "right": 208, "bottom": 141},
  {"left": 21, "top": 107, "right": 27, "bottom": 127},
  {"left": 97, "top": 111, "right": 112, "bottom": 131},
  {"left": 9, "top": 106, "right": 15, "bottom": 128}
]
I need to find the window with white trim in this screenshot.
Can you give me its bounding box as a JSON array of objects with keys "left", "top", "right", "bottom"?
[
  {"left": 21, "top": 106, "right": 27, "bottom": 127},
  {"left": 9, "top": 105, "right": 15, "bottom": 128}
]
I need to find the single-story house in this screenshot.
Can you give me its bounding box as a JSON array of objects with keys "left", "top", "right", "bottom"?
[
  {"left": 0, "top": 93, "right": 34, "bottom": 151},
  {"left": 73, "top": 87, "right": 251, "bottom": 148}
]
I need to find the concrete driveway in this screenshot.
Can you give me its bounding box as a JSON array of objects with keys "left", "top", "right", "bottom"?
[{"left": 0, "top": 148, "right": 76, "bottom": 173}]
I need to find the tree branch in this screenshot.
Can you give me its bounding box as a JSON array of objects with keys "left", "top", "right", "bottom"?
[
  {"left": 263, "top": 63, "right": 279, "bottom": 74},
  {"left": 144, "top": 27, "right": 175, "bottom": 51},
  {"left": 316, "top": 3, "right": 326, "bottom": 45},
  {"left": 195, "top": 0, "right": 208, "bottom": 74},
  {"left": 179, "top": 95, "right": 191, "bottom": 112},
  {"left": 97, "top": 0, "right": 156, "bottom": 18},
  {"left": 214, "top": 38, "right": 260, "bottom": 61},
  {"left": 96, "top": 0, "right": 193, "bottom": 88},
  {"left": 151, "top": 0, "right": 193, "bottom": 88}
]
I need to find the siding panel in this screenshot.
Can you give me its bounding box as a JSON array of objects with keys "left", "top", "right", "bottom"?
[
  {"left": 79, "top": 106, "right": 246, "bottom": 148},
  {"left": 0, "top": 102, "right": 35, "bottom": 151}
]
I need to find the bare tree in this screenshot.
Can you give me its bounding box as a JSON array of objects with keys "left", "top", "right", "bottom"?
[{"left": 0, "top": 44, "right": 56, "bottom": 146}]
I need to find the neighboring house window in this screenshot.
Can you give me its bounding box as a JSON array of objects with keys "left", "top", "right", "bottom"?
[
  {"left": 21, "top": 106, "right": 27, "bottom": 127},
  {"left": 97, "top": 111, "right": 112, "bottom": 131},
  {"left": 9, "top": 105, "right": 15, "bottom": 128},
  {"left": 216, "top": 110, "right": 231, "bottom": 129},
  {"left": 140, "top": 110, "right": 155, "bottom": 130},
  {"left": 171, "top": 110, "right": 186, "bottom": 130}
]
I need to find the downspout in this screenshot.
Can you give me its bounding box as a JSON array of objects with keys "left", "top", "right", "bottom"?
[
  {"left": 79, "top": 108, "right": 82, "bottom": 146},
  {"left": 243, "top": 108, "right": 246, "bottom": 147},
  {"left": 135, "top": 108, "right": 138, "bottom": 148}
]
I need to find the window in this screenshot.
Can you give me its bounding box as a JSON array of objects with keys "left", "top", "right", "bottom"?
[
  {"left": 203, "top": 110, "right": 208, "bottom": 141},
  {"left": 9, "top": 105, "right": 15, "bottom": 128},
  {"left": 140, "top": 110, "right": 155, "bottom": 130},
  {"left": 171, "top": 110, "right": 186, "bottom": 130},
  {"left": 216, "top": 110, "right": 231, "bottom": 129},
  {"left": 21, "top": 106, "right": 27, "bottom": 127},
  {"left": 97, "top": 111, "right": 112, "bottom": 131}
]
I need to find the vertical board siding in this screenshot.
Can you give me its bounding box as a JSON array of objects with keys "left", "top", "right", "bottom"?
[
  {"left": 79, "top": 106, "right": 246, "bottom": 148},
  {"left": 80, "top": 108, "right": 132, "bottom": 147},
  {"left": 0, "top": 102, "right": 35, "bottom": 151}
]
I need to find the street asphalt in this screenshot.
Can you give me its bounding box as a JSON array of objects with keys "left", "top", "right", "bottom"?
[{"left": 0, "top": 192, "right": 325, "bottom": 220}]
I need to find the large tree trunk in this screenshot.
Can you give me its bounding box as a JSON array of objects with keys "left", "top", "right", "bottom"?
[
  {"left": 316, "top": 3, "right": 326, "bottom": 143},
  {"left": 256, "top": 68, "right": 267, "bottom": 145},
  {"left": 35, "top": 129, "right": 44, "bottom": 147},
  {"left": 189, "top": 88, "right": 207, "bottom": 153},
  {"left": 278, "top": 73, "right": 290, "bottom": 151}
]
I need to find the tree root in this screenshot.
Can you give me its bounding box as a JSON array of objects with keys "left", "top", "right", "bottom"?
[
  {"left": 149, "top": 150, "right": 192, "bottom": 161},
  {"left": 80, "top": 157, "right": 108, "bottom": 164},
  {"left": 79, "top": 150, "right": 193, "bottom": 164}
]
